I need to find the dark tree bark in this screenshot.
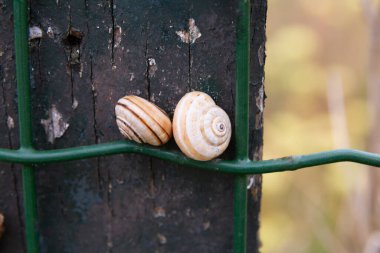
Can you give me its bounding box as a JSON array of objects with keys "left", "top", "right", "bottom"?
[{"left": 0, "top": 0, "right": 267, "bottom": 252}]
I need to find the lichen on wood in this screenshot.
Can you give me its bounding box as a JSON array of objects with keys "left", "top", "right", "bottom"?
[
  {"left": 40, "top": 105, "right": 69, "bottom": 144},
  {"left": 176, "top": 18, "right": 202, "bottom": 44}
]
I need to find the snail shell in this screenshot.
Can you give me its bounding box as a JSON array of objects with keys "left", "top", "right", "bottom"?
[
  {"left": 115, "top": 95, "right": 172, "bottom": 146},
  {"left": 173, "top": 91, "right": 232, "bottom": 161}
]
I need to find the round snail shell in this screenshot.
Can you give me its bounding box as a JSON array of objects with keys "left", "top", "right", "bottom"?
[
  {"left": 173, "top": 91, "right": 232, "bottom": 161},
  {"left": 115, "top": 95, "right": 172, "bottom": 146}
]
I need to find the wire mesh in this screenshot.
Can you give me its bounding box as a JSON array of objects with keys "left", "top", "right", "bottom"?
[{"left": 6, "top": 0, "right": 380, "bottom": 253}]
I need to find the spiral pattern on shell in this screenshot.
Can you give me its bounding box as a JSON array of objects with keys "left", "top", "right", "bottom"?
[
  {"left": 173, "top": 91, "right": 231, "bottom": 161},
  {"left": 115, "top": 95, "right": 172, "bottom": 146}
]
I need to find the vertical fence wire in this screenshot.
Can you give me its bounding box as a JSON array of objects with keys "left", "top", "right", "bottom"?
[
  {"left": 13, "top": 0, "right": 39, "bottom": 252},
  {"left": 21, "top": 167, "right": 39, "bottom": 253},
  {"left": 233, "top": 0, "right": 251, "bottom": 252},
  {"left": 13, "top": 0, "right": 33, "bottom": 148}
]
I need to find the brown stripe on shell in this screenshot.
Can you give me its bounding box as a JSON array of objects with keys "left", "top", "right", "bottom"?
[
  {"left": 152, "top": 102, "right": 170, "bottom": 117},
  {"left": 116, "top": 116, "right": 144, "bottom": 143},
  {"left": 173, "top": 92, "right": 209, "bottom": 161},
  {"left": 125, "top": 96, "right": 171, "bottom": 141},
  {"left": 118, "top": 123, "right": 132, "bottom": 139},
  {"left": 126, "top": 96, "right": 172, "bottom": 137},
  {"left": 151, "top": 103, "right": 172, "bottom": 137},
  {"left": 119, "top": 125, "right": 136, "bottom": 142},
  {"left": 131, "top": 96, "right": 172, "bottom": 131},
  {"left": 117, "top": 102, "right": 162, "bottom": 145}
]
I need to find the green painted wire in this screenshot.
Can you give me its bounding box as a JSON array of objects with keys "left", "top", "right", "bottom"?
[
  {"left": 234, "top": 0, "right": 251, "bottom": 252},
  {"left": 0, "top": 142, "right": 379, "bottom": 174},
  {"left": 21, "top": 166, "right": 39, "bottom": 253},
  {"left": 13, "top": 0, "right": 39, "bottom": 252}
]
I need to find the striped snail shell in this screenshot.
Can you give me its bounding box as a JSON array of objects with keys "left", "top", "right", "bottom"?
[
  {"left": 115, "top": 95, "right": 172, "bottom": 146},
  {"left": 173, "top": 91, "right": 232, "bottom": 161}
]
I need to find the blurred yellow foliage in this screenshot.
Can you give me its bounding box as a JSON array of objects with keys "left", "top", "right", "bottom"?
[{"left": 262, "top": 0, "right": 374, "bottom": 252}]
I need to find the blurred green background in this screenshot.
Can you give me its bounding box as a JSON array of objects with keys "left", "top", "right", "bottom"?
[{"left": 261, "top": 0, "right": 380, "bottom": 252}]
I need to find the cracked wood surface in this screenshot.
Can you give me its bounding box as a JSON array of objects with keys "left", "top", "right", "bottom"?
[
  {"left": 0, "top": 0, "right": 267, "bottom": 252},
  {"left": 0, "top": 0, "right": 24, "bottom": 252}
]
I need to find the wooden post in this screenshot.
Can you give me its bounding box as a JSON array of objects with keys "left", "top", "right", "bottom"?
[{"left": 0, "top": 0, "right": 267, "bottom": 252}]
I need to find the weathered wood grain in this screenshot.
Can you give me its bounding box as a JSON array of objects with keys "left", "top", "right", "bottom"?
[
  {"left": 0, "top": 0, "right": 24, "bottom": 252},
  {"left": 248, "top": 1, "right": 267, "bottom": 252}
]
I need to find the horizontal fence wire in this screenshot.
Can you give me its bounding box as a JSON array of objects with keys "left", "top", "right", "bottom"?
[{"left": 1, "top": 143, "right": 380, "bottom": 174}]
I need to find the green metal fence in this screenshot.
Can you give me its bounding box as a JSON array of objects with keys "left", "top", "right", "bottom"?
[{"left": 4, "top": 0, "right": 380, "bottom": 252}]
